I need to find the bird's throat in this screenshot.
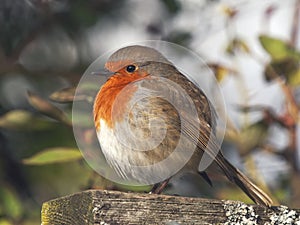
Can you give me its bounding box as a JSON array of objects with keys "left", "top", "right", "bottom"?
[{"left": 93, "top": 75, "right": 140, "bottom": 130}]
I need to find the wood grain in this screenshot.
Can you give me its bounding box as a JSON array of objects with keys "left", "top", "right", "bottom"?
[{"left": 41, "top": 190, "right": 300, "bottom": 225}]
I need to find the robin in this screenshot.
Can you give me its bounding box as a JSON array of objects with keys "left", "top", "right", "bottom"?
[{"left": 93, "top": 45, "right": 273, "bottom": 207}]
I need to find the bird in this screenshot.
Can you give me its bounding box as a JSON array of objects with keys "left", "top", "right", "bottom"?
[{"left": 93, "top": 45, "right": 273, "bottom": 207}]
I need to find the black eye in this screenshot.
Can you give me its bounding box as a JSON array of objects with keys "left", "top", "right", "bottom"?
[{"left": 126, "top": 65, "right": 136, "bottom": 73}]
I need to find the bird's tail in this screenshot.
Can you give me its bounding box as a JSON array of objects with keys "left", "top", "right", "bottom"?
[{"left": 218, "top": 156, "right": 273, "bottom": 207}]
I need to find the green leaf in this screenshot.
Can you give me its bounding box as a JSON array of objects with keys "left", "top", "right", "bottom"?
[
  {"left": 259, "top": 35, "right": 300, "bottom": 61},
  {"left": 264, "top": 58, "right": 299, "bottom": 82},
  {"left": 0, "top": 219, "right": 13, "bottom": 225},
  {"left": 0, "top": 110, "right": 53, "bottom": 131},
  {"left": 23, "top": 148, "right": 82, "bottom": 165},
  {"left": 259, "top": 35, "right": 289, "bottom": 60},
  {"left": 27, "top": 91, "right": 71, "bottom": 126},
  {"left": 0, "top": 186, "right": 23, "bottom": 220},
  {"left": 287, "top": 69, "right": 300, "bottom": 86}
]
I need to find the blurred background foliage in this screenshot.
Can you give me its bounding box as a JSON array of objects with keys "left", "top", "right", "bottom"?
[{"left": 1, "top": 0, "right": 300, "bottom": 224}]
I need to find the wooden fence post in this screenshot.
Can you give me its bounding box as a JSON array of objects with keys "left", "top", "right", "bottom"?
[{"left": 41, "top": 190, "right": 300, "bottom": 225}]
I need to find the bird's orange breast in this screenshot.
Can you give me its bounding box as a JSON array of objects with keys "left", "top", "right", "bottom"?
[{"left": 93, "top": 72, "right": 147, "bottom": 130}]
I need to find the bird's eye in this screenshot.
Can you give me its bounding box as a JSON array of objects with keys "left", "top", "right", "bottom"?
[{"left": 126, "top": 65, "right": 136, "bottom": 73}]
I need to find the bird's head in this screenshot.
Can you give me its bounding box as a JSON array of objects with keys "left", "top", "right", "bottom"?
[
  {"left": 93, "top": 45, "right": 171, "bottom": 130},
  {"left": 105, "top": 45, "right": 170, "bottom": 72}
]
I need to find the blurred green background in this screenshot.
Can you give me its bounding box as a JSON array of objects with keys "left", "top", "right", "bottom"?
[{"left": 1, "top": 0, "right": 300, "bottom": 224}]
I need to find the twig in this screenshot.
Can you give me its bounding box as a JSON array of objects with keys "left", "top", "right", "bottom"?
[{"left": 291, "top": 0, "right": 300, "bottom": 47}]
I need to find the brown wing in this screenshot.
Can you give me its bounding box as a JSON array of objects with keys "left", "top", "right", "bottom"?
[
  {"left": 123, "top": 63, "right": 272, "bottom": 206},
  {"left": 141, "top": 62, "right": 272, "bottom": 206}
]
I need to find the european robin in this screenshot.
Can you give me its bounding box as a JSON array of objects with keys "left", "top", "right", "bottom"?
[{"left": 93, "top": 45, "right": 272, "bottom": 207}]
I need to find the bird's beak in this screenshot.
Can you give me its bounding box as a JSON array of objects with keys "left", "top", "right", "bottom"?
[{"left": 91, "top": 69, "right": 114, "bottom": 78}]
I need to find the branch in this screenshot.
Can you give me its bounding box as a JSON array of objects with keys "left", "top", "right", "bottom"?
[{"left": 291, "top": 0, "right": 300, "bottom": 47}]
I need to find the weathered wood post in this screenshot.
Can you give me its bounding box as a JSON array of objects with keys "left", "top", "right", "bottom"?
[{"left": 41, "top": 190, "right": 300, "bottom": 224}]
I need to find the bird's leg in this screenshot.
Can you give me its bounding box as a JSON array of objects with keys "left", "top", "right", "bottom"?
[{"left": 150, "top": 178, "right": 171, "bottom": 194}]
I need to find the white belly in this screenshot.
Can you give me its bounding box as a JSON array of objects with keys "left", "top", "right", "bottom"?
[
  {"left": 97, "top": 119, "right": 159, "bottom": 183},
  {"left": 97, "top": 119, "right": 195, "bottom": 185},
  {"left": 97, "top": 119, "right": 133, "bottom": 180}
]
